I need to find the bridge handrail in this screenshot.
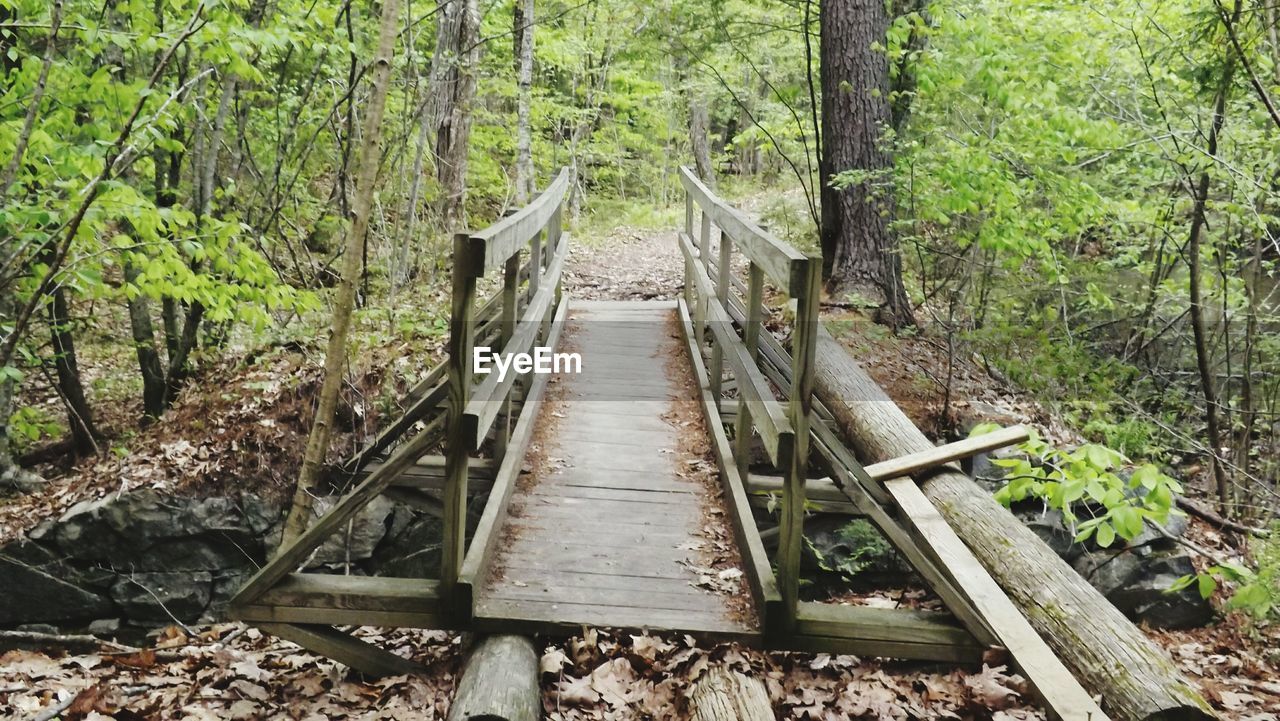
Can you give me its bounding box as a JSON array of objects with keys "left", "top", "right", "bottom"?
[
  {"left": 679, "top": 167, "right": 810, "bottom": 297},
  {"left": 678, "top": 166, "right": 821, "bottom": 632},
  {"left": 677, "top": 230, "right": 792, "bottom": 461},
  {"left": 463, "top": 231, "right": 568, "bottom": 446},
  {"left": 442, "top": 167, "right": 572, "bottom": 597},
  {"left": 466, "top": 167, "right": 571, "bottom": 276}
]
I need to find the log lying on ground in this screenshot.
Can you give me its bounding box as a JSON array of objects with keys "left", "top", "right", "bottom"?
[
  {"left": 690, "top": 666, "right": 773, "bottom": 721},
  {"left": 811, "top": 327, "right": 1215, "bottom": 721},
  {"left": 446, "top": 635, "right": 540, "bottom": 721}
]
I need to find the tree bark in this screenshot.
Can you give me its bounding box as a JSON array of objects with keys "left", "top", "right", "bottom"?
[
  {"left": 427, "top": 0, "right": 480, "bottom": 229},
  {"left": 513, "top": 0, "right": 535, "bottom": 205},
  {"left": 281, "top": 0, "right": 401, "bottom": 546},
  {"left": 47, "top": 285, "right": 98, "bottom": 455},
  {"left": 810, "top": 327, "right": 1215, "bottom": 721},
  {"left": 446, "top": 635, "right": 540, "bottom": 721},
  {"left": 689, "top": 666, "right": 773, "bottom": 721},
  {"left": 689, "top": 94, "right": 716, "bottom": 190},
  {"left": 123, "top": 260, "right": 168, "bottom": 419},
  {"left": 1186, "top": 45, "right": 1235, "bottom": 515},
  {"left": 818, "top": 0, "right": 913, "bottom": 328}
]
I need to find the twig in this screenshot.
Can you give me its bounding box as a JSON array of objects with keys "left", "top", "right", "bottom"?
[
  {"left": 0, "top": 629, "right": 138, "bottom": 654},
  {"left": 28, "top": 694, "right": 75, "bottom": 721},
  {"left": 1176, "top": 497, "right": 1271, "bottom": 538}
]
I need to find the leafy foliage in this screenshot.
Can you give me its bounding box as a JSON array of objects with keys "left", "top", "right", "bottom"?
[{"left": 978, "top": 423, "right": 1182, "bottom": 548}]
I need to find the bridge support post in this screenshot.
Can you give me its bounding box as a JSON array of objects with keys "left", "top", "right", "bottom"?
[
  {"left": 775, "top": 258, "right": 821, "bottom": 632},
  {"left": 443, "top": 232, "right": 479, "bottom": 614}
]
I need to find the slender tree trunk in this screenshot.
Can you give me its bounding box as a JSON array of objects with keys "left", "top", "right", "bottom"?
[
  {"left": 818, "top": 0, "right": 914, "bottom": 329},
  {"left": 282, "top": 0, "right": 402, "bottom": 546},
  {"left": 513, "top": 0, "right": 535, "bottom": 204},
  {"left": 1187, "top": 57, "right": 1235, "bottom": 514},
  {"left": 395, "top": 107, "right": 431, "bottom": 288},
  {"left": 47, "top": 285, "right": 98, "bottom": 455},
  {"left": 0, "top": 1, "right": 62, "bottom": 200},
  {"left": 427, "top": 0, "right": 480, "bottom": 228},
  {"left": 124, "top": 261, "right": 168, "bottom": 419},
  {"left": 689, "top": 94, "right": 716, "bottom": 190},
  {"left": 735, "top": 68, "right": 760, "bottom": 176}
]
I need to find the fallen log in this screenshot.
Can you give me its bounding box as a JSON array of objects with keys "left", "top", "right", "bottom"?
[
  {"left": 811, "top": 327, "right": 1215, "bottom": 721},
  {"left": 446, "top": 635, "right": 540, "bottom": 721},
  {"left": 689, "top": 666, "right": 773, "bottom": 721}
]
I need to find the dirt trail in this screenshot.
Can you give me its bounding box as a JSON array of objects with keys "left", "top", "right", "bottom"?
[{"left": 562, "top": 226, "right": 683, "bottom": 301}]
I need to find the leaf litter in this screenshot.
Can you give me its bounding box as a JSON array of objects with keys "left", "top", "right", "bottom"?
[
  {"left": 538, "top": 629, "right": 1045, "bottom": 720},
  {"left": 0, "top": 623, "right": 463, "bottom": 720}
]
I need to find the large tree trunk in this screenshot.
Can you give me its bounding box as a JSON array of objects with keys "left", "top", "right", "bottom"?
[
  {"left": 689, "top": 667, "right": 772, "bottom": 721},
  {"left": 281, "top": 0, "right": 401, "bottom": 546},
  {"left": 818, "top": 0, "right": 913, "bottom": 328},
  {"left": 810, "top": 327, "right": 1215, "bottom": 721},
  {"left": 428, "top": 0, "right": 480, "bottom": 229},
  {"left": 513, "top": 0, "right": 535, "bottom": 205},
  {"left": 446, "top": 635, "right": 540, "bottom": 721}
]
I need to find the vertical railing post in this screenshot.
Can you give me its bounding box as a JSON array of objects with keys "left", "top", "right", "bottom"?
[
  {"left": 443, "top": 233, "right": 479, "bottom": 611},
  {"left": 529, "top": 229, "right": 543, "bottom": 299},
  {"left": 735, "top": 262, "right": 764, "bottom": 481},
  {"left": 698, "top": 211, "right": 712, "bottom": 343},
  {"left": 495, "top": 250, "right": 519, "bottom": 460},
  {"left": 684, "top": 182, "right": 694, "bottom": 237},
  {"left": 778, "top": 257, "right": 822, "bottom": 630},
  {"left": 683, "top": 189, "right": 695, "bottom": 310},
  {"left": 549, "top": 200, "right": 563, "bottom": 257},
  {"left": 710, "top": 232, "right": 732, "bottom": 404}
]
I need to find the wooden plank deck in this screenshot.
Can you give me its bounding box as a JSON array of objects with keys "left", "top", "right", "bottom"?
[{"left": 474, "top": 300, "right": 759, "bottom": 639}]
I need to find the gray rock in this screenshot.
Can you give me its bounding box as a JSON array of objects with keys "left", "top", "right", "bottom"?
[
  {"left": 32, "top": 492, "right": 281, "bottom": 569},
  {"left": 1073, "top": 549, "right": 1144, "bottom": 598},
  {"left": 802, "top": 517, "right": 904, "bottom": 577},
  {"left": 306, "top": 496, "right": 396, "bottom": 568},
  {"left": 1074, "top": 550, "right": 1211, "bottom": 629},
  {"left": 955, "top": 401, "right": 1022, "bottom": 436},
  {"left": 368, "top": 511, "right": 443, "bottom": 578},
  {"left": 88, "top": 618, "right": 122, "bottom": 637},
  {"left": 0, "top": 556, "right": 114, "bottom": 625},
  {"left": 1019, "top": 508, "right": 1082, "bottom": 560},
  {"left": 1112, "top": 553, "right": 1211, "bottom": 629},
  {"left": 110, "top": 572, "right": 212, "bottom": 623},
  {"left": 16, "top": 623, "right": 60, "bottom": 635},
  {"left": 209, "top": 569, "right": 253, "bottom": 616},
  {"left": 1127, "top": 509, "right": 1189, "bottom": 550}
]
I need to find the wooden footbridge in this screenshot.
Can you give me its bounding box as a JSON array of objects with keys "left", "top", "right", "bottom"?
[{"left": 229, "top": 168, "right": 1106, "bottom": 720}]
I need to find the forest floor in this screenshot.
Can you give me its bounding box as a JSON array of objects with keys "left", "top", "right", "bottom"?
[{"left": 2, "top": 214, "right": 1278, "bottom": 719}]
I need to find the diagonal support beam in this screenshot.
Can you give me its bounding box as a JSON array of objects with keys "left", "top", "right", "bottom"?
[{"left": 257, "top": 622, "right": 425, "bottom": 678}]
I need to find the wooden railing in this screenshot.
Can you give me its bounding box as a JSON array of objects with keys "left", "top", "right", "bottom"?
[
  {"left": 677, "top": 166, "right": 822, "bottom": 632},
  {"left": 231, "top": 168, "right": 572, "bottom": 624},
  {"left": 443, "top": 167, "right": 572, "bottom": 601}
]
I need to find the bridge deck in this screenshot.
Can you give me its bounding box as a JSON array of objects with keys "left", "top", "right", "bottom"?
[{"left": 473, "top": 300, "right": 758, "bottom": 638}]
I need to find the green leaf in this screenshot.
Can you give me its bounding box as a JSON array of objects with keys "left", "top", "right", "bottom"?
[
  {"left": 1095, "top": 523, "right": 1116, "bottom": 548},
  {"left": 1197, "top": 573, "right": 1217, "bottom": 600}
]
